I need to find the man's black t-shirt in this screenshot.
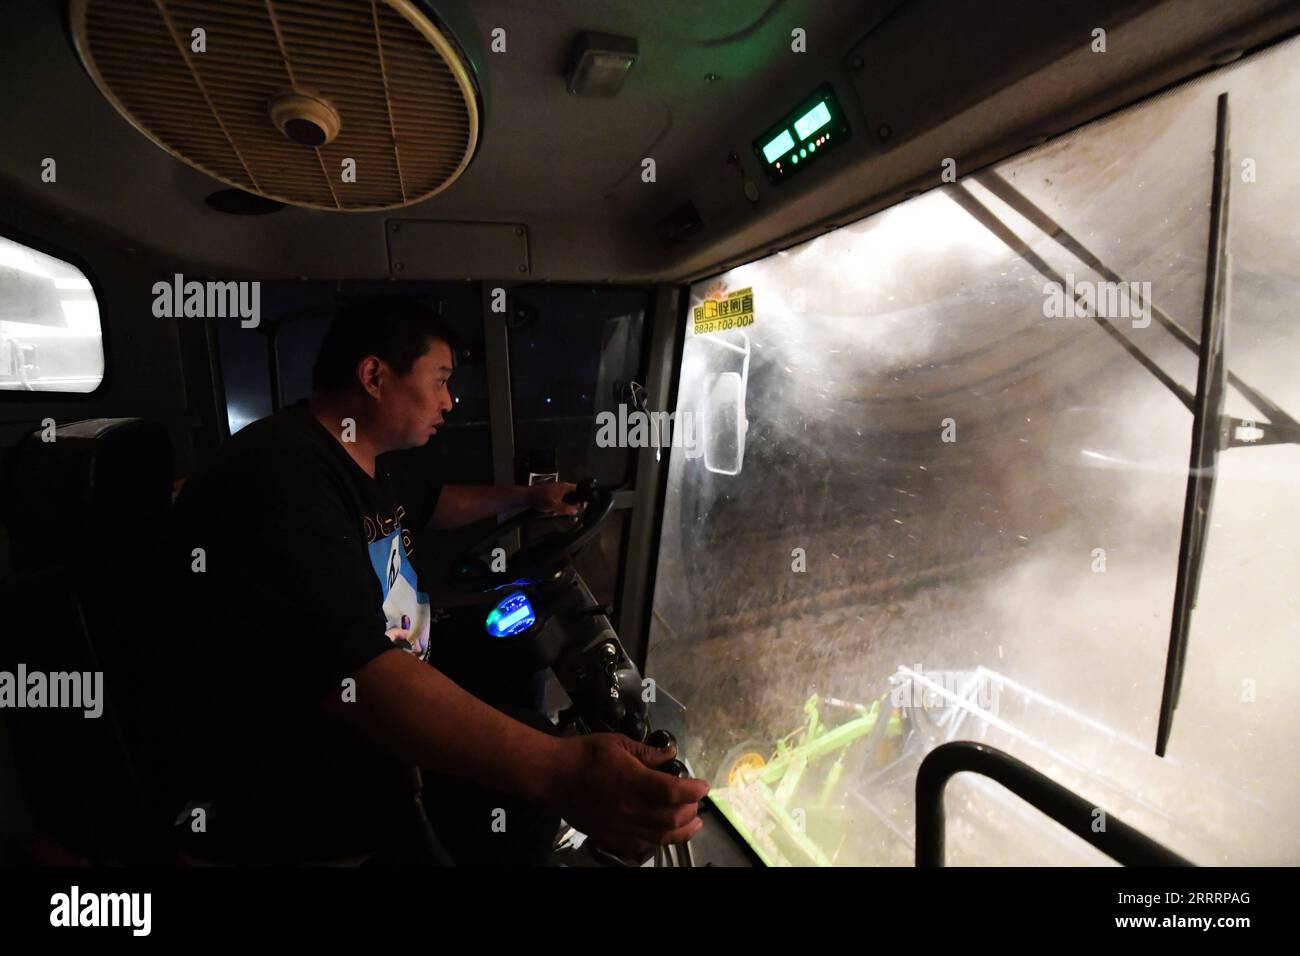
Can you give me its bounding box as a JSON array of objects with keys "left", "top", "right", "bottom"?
[{"left": 172, "top": 401, "right": 443, "bottom": 862}]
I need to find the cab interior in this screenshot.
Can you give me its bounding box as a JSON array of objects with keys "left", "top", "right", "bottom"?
[{"left": 1, "top": 0, "right": 1298, "bottom": 867}]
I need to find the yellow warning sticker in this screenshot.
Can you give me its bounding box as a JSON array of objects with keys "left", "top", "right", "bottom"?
[{"left": 693, "top": 287, "right": 754, "bottom": 336}]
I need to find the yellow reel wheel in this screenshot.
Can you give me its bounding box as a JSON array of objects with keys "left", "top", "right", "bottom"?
[{"left": 726, "top": 751, "right": 767, "bottom": 787}]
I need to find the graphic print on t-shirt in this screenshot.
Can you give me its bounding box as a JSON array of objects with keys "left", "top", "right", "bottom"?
[{"left": 364, "top": 505, "right": 431, "bottom": 660}]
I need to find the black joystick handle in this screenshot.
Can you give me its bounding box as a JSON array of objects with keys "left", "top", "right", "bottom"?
[
  {"left": 646, "top": 729, "right": 676, "bottom": 752},
  {"left": 563, "top": 477, "right": 599, "bottom": 505},
  {"left": 621, "top": 713, "right": 648, "bottom": 742},
  {"left": 651, "top": 746, "right": 698, "bottom": 866},
  {"left": 658, "top": 758, "right": 689, "bottom": 778}
]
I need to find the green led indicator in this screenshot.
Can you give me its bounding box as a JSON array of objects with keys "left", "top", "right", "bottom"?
[
  {"left": 762, "top": 129, "right": 796, "bottom": 164},
  {"left": 800, "top": 148, "right": 806, "bottom": 158},
  {"left": 794, "top": 100, "right": 832, "bottom": 140},
  {"left": 809, "top": 143, "right": 816, "bottom": 152},
  {"left": 791, "top": 154, "right": 799, "bottom": 163}
]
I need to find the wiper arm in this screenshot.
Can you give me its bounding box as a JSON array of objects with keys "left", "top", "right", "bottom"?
[
  {"left": 974, "top": 166, "right": 1300, "bottom": 442},
  {"left": 945, "top": 182, "right": 1196, "bottom": 411},
  {"left": 946, "top": 93, "right": 1293, "bottom": 755}
]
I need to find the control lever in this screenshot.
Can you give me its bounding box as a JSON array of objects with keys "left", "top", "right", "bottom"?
[
  {"left": 646, "top": 729, "right": 676, "bottom": 751},
  {"left": 562, "top": 477, "right": 599, "bottom": 505},
  {"left": 654, "top": 751, "right": 696, "bottom": 867},
  {"left": 588, "top": 747, "right": 698, "bottom": 867}
]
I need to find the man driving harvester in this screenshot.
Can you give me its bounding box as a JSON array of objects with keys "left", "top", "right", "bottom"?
[{"left": 171, "top": 295, "right": 707, "bottom": 865}]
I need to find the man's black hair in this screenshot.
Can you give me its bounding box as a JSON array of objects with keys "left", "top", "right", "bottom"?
[{"left": 312, "top": 294, "right": 456, "bottom": 394}]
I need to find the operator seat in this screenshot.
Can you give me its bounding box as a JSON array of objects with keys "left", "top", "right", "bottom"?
[{"left": 0, "top": 417, "right": 177, "bottom": 863}]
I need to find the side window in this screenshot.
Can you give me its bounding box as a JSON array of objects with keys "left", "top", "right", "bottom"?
[
  {"left": 506, "top": 284, "right": 649, "bottom": 488},
  {"left": 0, "top": 233, "right": 103, "bottom": 393},
  {"left": 506, "top": 284, "right": 650, "bottom": 619},
  {"left": 215, "top": 293, "right": 271, "bottom": 433}
]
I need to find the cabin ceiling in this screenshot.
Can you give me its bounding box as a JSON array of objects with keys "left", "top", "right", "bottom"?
[{"left": 0, "top": 0, "right": 1296, "bottom": 283}]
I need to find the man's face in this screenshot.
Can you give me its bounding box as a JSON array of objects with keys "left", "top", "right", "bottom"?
[{"left": 376, "top": 340, "right": 455, "bottom": 449}]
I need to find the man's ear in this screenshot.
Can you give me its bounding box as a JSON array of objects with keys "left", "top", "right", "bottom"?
[{"left": 357, "top": 356, "right": 384, "bottom": 399}]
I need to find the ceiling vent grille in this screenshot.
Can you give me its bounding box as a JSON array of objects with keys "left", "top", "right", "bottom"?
[{"left": 71, "top": 0, "right": 481, "bottom": 211}]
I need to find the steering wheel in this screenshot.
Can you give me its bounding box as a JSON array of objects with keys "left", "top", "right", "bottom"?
[{"left": 448, "top": 478, "right": 615, "bottom": 593}]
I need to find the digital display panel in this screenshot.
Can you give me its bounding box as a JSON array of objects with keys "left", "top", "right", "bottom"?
[
  {"left": 485, "top": 591, "right": 536, "bottom": 638},
  {"left": 762, "top": 129, "right": 795, "bottom": 164},
  {"left": 794, "top": 101, "right": 831, "bottom": 140},
  {"left": 752, "top": 83, "right": 850, "bottom": 183}
]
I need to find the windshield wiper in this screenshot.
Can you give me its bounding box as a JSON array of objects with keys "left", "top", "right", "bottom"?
[{"left": 948, "top": 92, "right": 1297, "bottom": 755}]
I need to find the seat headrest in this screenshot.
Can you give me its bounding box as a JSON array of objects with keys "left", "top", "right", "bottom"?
[{"left": 3, "top": 417, "right": 173, "bottom": 573}]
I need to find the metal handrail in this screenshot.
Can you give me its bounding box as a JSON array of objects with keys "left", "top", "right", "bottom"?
[{"left": 915, "top": 742, "right": 1193, "bottom": 867}]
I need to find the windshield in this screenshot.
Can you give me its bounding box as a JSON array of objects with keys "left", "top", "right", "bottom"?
[{"left": 648, "top": 37, "right": 1300, "bottom": 866}]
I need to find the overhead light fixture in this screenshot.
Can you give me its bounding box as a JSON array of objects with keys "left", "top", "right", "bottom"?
[{"left": 565, "top": 32, "right": 638, "bottom": 97}]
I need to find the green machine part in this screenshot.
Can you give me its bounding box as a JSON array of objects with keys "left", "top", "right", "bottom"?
[{"left": 711, "top": 694, "right": 903, "bottom": 866}]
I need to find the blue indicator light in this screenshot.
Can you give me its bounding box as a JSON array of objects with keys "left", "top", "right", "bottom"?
[{"left": 486, "top": 592, "right": 537, "bottom": 638}]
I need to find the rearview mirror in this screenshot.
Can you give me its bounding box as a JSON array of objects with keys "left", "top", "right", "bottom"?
[
  {"left": 698, "top": 331, "right": 751, "bottom": 476},
  {"left": 703, "top": 372, "right": 748, "bottom": 475}
]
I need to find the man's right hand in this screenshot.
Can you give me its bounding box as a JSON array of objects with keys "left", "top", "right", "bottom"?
[
  {"left": 336, "top": 650, "right": 709, "bottom": 860},
  {"left": 546, "top": 733, "right": 709, "bottom": 860}
]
